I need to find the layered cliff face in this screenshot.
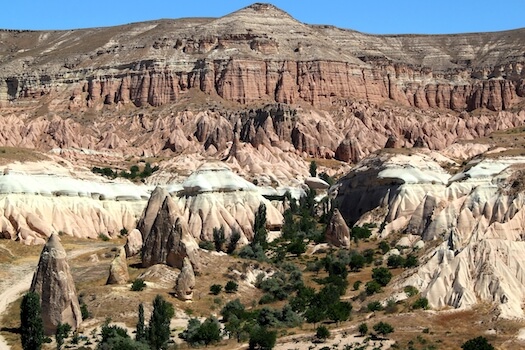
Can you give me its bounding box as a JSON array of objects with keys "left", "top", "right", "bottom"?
[{"left": 0, "top": 4, "right": 524, "bottom": 113}]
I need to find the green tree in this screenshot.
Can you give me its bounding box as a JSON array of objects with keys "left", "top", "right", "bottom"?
[
  {"left": 136, "top": 303, "right": 146, "bottom": 343},
  {"left": 315, "top": 325, "right": 330, "bottom": 341},
  {"left": 373, "top": 321, "right": 394, "bottom": 337},
  {"left": 365, "top": 280, "right": 382, "bottom": 295},
  {"left": 461, "top": 336, "right": 495, "bottom": 350},
  {"left": 372, "top": 267, "right": 393, "bottom": 286},
  {"left": 367, "top": 301, "right": 383, "bottom": 312},
  {"left": 225, "top": 280, "right": 239, "bottom": 293},
  {"left": 249, "top": 325, "right": 277, "bottom": 350},
  {"left": 131, "top": 278, "right": 146, "bottom": 291},
  {"left": 99, "top": 320, "right": 148, "bottom": 350},
  {"left": 20, "top": 292, "right": 44, "bottom": 350},
  {"left": 253, "top": 203, "right": 268, "bottom": 249},
  {"left": 210, "top": 284, "right": 222, "bottom": 295},
  {"left": 55, "top": 323, "right": 71, "bottom": 350},
  {"left": 213, "top": 226, "right": 226, "bottom": 252},
  {"left": 287, "top": 238, "right": 306, "bottom": 256},
  {"left": 404, "top": 254, "right": 419, "bottom": 268},
  {"left": 328, "top": 301, "right": 352, "bottom": 323},
  {"left": 309, "top": 160, "right": 317, "bottom": 177},
  {"left": 148, "top": 295, "right": 174, "bottom": 350},
  {"left": 412, "top": 297, "right": 429, "bottom": 310},
  {"left": 358, "top": 323, "right": 368, "bottom": 336},
  {"left": 387, "top": 254, "right": 405, "bottom": 268},
  {"left": 221, "top": 299, "right": 245, "bottom": 322},
  {"left": 349, "top": 254, "right": 365, "bottom": 271},
  {"left": 227, "top": 230, "right": 241, "bottom": 254}
]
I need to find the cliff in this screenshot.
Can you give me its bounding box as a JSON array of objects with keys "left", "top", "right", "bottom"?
[{"left": 0, "top": 3, "right": 524, "bottom": 112}]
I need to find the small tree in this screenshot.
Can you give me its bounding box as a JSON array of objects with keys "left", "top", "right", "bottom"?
[
  {"left": 315, "top": 325, "right": 330, "bottom": 341},
  {"left": 148, "top": 295, "right": 174, "bottom": 350},
  {"left": 131, "top": 278, "right": 146, "bottom": 292},
  {"left": 387, "top": 255, "right": 405, "bottom": 268},
  {"left": 210, "top": 284, "right": 223, "bottom": 295},
  {"left": 365, "top": 280, "right": 382, "bottom": 295},
  {"left": 253, "top": 203, "right": 268, "bottom": 250},
  {"left": 358, "top": 323, "right": 368, "bottom": 336},
  {"left": 225, "top": 280, "right": 239, "bottom": 293},
  {"left": 372, "top": 267, "right": 393, "bottom": 286},
  {"left": 367, "top": 301, "right": 383, "bottom": 312},
  {"left": 461, "top": 336, "right": 495, "bottom": 350},
  {"left": 213, "top": 226, "right": 226, "bottom": 252},
  {"left": 136, "top": 303, "right": 146, "bottom": 343},
  {"left": 249, "top": 325, "right": 277, "bottom": 350},
  {"left": 55, "top": 323, "right": 72, "bottom": 350},
  {"left": 373, "top": 322, "right": 394, "bottom": 337},
  {"left": 20, "top": 292, "right": 44, "bottom": 350},
  {"left": 412, "top": 297, "right": 429, "bottom": 310},
  {"left": 227, "top": 230, "right": 241, "bottom": 254},
  {"left": 309, "top": 161, "right": 318, "bottom": 177}
]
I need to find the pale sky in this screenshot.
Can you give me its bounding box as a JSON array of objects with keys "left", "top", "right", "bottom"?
[{"left": 2, "top": 0, "right": 524, "bottom": 34}]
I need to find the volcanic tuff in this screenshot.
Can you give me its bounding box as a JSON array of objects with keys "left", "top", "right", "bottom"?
[{"left": 30, "top": 234, "right": 82, "bottom": 335}]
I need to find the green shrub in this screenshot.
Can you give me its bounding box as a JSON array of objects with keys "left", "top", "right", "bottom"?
[
  {"left": 358, "top": 323, "right": 368, "bottom": 336},
  {"left": 225, "top": 280, "right": 239, "bottom": 293},
  {"left": 367, "top": 301, "right": 383, "bottom": 312},
  {"left": 353, "top": 280, "right": 362, "bottom": 291},
  {"left": 210, "top": 284, "right": 222, "bottom": 295},
  {"left": 131, "top": 279, "right": 146, "bottom": 292},
  {"left": 461, "top": 336, "right": 495, "bottom": 350},
  {"left": 98, "top": 233, "right": 110, "bottom": 241},
  {"left": 404, "top": 285, "right": 419, "bottom": 297},
  {"left": 316, "top": 325, "right": 330, "bottom": 341},
  {"left": 199, "top": 240, "right": 214, "bottom": 251},
  {"left": 412, "top": 297, "right": 429, "bottom": 310},
  {"left": 373, "top": 321, "right": 394, "bottom": 337}
]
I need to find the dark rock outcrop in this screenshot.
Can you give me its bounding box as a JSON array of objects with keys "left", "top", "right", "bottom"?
[{"left": 141, "top": 196, "right": 201, "bottom": 273}]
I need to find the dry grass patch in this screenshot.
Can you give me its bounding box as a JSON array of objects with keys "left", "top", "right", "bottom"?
[{"left": 0, "top": 146, "right": 49, "bottom": 165}]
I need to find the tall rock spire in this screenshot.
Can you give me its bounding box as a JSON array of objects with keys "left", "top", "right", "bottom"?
[{"left": 30, "top": 234, "right": 82, "bottom": 335}]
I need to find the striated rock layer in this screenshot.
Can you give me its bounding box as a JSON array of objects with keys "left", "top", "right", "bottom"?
[{"left": 0, "top": 4, "right": 524, "bottom": 112}]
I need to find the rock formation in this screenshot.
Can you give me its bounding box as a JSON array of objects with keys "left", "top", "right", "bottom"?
[
  {"left": 175, "top": 257, "right": 196, "bottom": 301},
  {"left": 30, "top": 234, "right": 82, "bottom": 335},
  {"left": 325, "top": 209, "right": 351, "bottom": 248},
  {"left": 106, "top": 247, "right": 129, "bottom": 285},
  {"left": 137, "top": 186, "right": 170, "bottom": 241},
  {"left": 124, "top": 229, "right": 143, "bottom": 257},
  {"left": 141, "top": 196, "right": 201, "bottom": 273}
]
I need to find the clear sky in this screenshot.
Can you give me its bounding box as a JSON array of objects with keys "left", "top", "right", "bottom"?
[{"left": 3, "top": 0, "right": 524, "bottom": 34}]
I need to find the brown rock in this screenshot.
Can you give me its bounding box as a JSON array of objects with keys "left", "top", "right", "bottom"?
[
  {"left": 124, "top": 229, "right": 143, "bottom": 258},
  {"left": 137, "top": 186, "right": 170, "bottom": 241},
  {"left": 141, "top": 196, "right": 201, "bottom": 273},
  {"left": 325, "top": 209, "right": 351, "bottom": 248},
  {"left": 106, "top": 246, "right": 129, "bottom": 285},
  {"left": 175, "top": 257, "right": 196, "bottom": 301},
  {"left": 30, "top": 234, "right": 82, "bottom": 335}
]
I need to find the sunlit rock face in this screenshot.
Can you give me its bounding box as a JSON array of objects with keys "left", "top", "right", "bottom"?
[{"left": 335, "top": 150, "right": 525, "bottom": 318}]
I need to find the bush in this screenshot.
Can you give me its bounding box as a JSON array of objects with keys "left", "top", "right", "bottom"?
[
  {"left": 404, "top": 254, "right": 419, "bottom": 268},
  {"left": 404, "top": 285, "right": 419, "bottom": 297},
  {"left": 316, "top": 325, "right": 330, "bottom": 341},
  {"left": 387, "top": 254, "right": 405, "bottom": 268},
  {"left": 412, "top": 297, "right": 429, "bottom": 310},
  {"left": 309, "top": 161, "right": 317, "bottom": 177},
  {"left": 378, "top": 241, "right": 390, "bottom": 254},
  {"left": 461, "top": 336, "right": 495, "bottom": 350},
  {"left": 80, "top": 303, "right": 90, "bottom": 319},
  {"left": 131, "top": 279, "right": 146, "bottom": 292},
  {"left": 349, "top": 254, "right": 365, "bottom": 271},
  {"left": 365, "top": 280, "right": 381, "bottom": 295},
  {"left": 353, "top": 280, "right": 362, "bottom": 291},
  {"left": 371, "top": 267, "right": 392, "bottom": 286},
  {"left": 225, "top": 280, "right": 239, "bottom": 293},
  {"left": 227, "top": 230, "right": 241, "bottom": 254},
  {"left": 221, "top": 299, "right": 245, "bottom": 322},
  {"left": 210, "top": 284, "right": 222, "bottom": 295},
  {"left": 373, "top": 321, "right": 394, "bottom": 337},
  {"left": 199, "top": 240, "right": 214, "bottom": 251},
  {"left": 213, "top": 226, "right": 226, "bottom": 252},
  {"left": 98, "top": 233, "right": 110, "bottom": 241},
  {"left": 358, "top": 323, "right": 368, "bottom": 336},
  {"left": 249, "top": 325, "right": 277, "bottom": 350},
  {"left": 367, "top": 301, "right": 383, "bottom": 312}
]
